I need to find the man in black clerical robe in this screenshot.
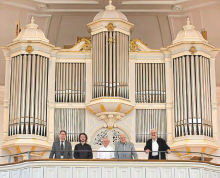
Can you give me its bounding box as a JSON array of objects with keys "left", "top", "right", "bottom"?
[{"left": 74, "top": 133, "right": 93, "bottom": 159}]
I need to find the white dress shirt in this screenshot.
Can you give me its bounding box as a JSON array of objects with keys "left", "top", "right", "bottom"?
[
  {"left": 152, "top": 139, "right": 159, "bottom": 156},
  {"left": 97, "top": 145, "right": 114, "bottom": 159}
]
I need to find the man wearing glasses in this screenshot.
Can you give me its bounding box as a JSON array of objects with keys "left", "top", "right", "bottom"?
[
  {"left": 115, "top": 134, "right": 138, "bottom": 159},
  {"left": 49, "top": 130, "right": 73, "bottom": 159},
  {"left": 144, "top": 129, "right": 171, "bottom": 160}
]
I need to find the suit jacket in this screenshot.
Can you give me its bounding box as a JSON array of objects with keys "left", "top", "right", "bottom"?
[
  {"left": 144, "top": 138, "right": 170, "bottom": 159},
  {"left": 49, "top": 140, "right": 73, "bottom": 159},
  {"left": 115, "top": 142, "right": 138, "bottom": 159}
]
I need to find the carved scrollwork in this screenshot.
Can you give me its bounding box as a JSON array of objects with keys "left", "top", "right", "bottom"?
[
  {"left": 98, "top": 114, "right": 123, "bottom": 129},
  {"left": 130, "top": 38, "right": 148, "bottom": 52},
  {"left": 72, "top": 38, "right": 91, "bottom": 51}
]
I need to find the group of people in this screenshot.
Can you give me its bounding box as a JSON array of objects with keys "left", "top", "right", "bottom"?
[{"left": 49, "top": 129, "right": 171, "bottom": 160}]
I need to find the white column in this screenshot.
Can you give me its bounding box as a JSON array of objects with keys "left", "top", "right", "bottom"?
[
  {"left": 164, "top": 51, "right": 174, "bottom": 146},
  {"left": 86, "top": 59, "right": 92, "bottom": 103},
  {"left": 129, "top": 60, "right": 135, "bottom": 103},
  {"left": 85, "top": 59, "right": 92, "bottom": 134},
  {"left": 47, "top": 56, "right": 56, "bottom": 143},
  {"left": 3, "top": 53, "right": 11, "bottom": 140}
]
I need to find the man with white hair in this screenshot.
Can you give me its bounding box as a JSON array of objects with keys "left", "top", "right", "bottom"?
[
  {"left": 97, "top": 137, "right": 114, "bottom": 159},
  {"left": 144, "top": 129, "right": 171, "bottom": 159},
  {"left": 115, "top": 134, "right": 138, "bottom": 159}
]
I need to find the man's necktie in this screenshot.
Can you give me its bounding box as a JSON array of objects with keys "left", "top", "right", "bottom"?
[{"left": 61, "top": 141, "right": 64, "bottom": 156}]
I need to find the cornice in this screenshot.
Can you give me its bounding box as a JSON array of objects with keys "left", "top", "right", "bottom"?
[{"left": 0, "top": 0, "right": 218, "bottom": 13}]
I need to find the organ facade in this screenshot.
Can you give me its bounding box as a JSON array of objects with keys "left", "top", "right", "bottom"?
[{"left": 1, "top": 0, "right": 219, "bottom": 161}]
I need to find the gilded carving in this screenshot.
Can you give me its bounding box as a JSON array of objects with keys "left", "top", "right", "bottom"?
[
  {"left": 105, "top": 22, "right": 116, "bottom": 31},
  {"left": 72, "top": 38, "right": 91, "bottom": 51},
  {"left": 130, "top": 38, "right": 148, "bottom": 51},
  {"left": 124, "top": 108, "right": 133, "bottom": 115},
  {"left": 26, "top": 45, "right": 33, "bottom": 54},
  {"left": 107, "top": 37, "right": 115, "bottom": 44},
  {"left": 100, "top": 104, "right": 106, "bottom": 112},
  {"left": 87, "top": 107, "right": 97, "bottom": 114},
  {"left": 189, "top": 46, "right": 197, "bottom": 54},
  {"left": 115, "top": 104, "right": 122, "bottom": 112}
]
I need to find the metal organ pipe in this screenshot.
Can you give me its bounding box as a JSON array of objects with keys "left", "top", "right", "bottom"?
[
  {"left": 173, "top": 55, "right": 212, "bottom": 137},
  {"left": 55, "top": 63, "right": 85, "bottom": 103},
  {"left": 54, "top": 109, "right": 85, "bottom": 142},
  {"left": 9, "top": 54, "right": 48, "bottom": 136},
  {"left": 92, "top": 31, "right": 129, "bottom": 99},
  {"left": 135, "top": 63, "right": 166, "bottom": 103},
  {"left": 136, "top": 109, "right": 167, "bottom": 143}
]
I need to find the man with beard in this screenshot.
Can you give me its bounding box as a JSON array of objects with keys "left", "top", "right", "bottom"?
[{"left": 74, "top": 133, "right": 93, "bottom": 159}]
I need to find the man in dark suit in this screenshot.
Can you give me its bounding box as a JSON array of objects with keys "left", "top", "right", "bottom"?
[
  {"left": 144, "top": 129, "right": 171, "bottom": 160},
  {"left": 74, "top": 133, "right": 93, "bottom": 159},
  {"left": 49, "top": 130, "right": 73, "bottom": 159}
]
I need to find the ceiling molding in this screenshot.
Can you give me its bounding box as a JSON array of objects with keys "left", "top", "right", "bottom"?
[
  {"left": 0, "top": 0, "right": 218, "bottom": 13},
  {"left": 119, "top": 9, "right": 174, "bottom": 12},
  {"left": 45, "top": 9, "right": 102, "bottom": 12},
  {"left": 182, "top": 1, "right": 219, "bottom": 11},
  {"left": 44, "top": 9, "right": 175, "bottom": 12},
  {"left": 122, "top": 0, "right": 190, "bottom": 5},
  {"left": 0, "top": 0, "right": 38, "bottom": 11},
  {"left": 30, "top": 0, "right": 100, "bottom": 4}
]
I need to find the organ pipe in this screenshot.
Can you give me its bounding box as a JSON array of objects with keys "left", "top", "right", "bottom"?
[
  {"left": 173, "top": 55, "right": 212, "bottom": 137},
  {"left": 54, "top": 108, "right": 85, "bottom": 142},
  {"left": 135, "top": 63, "right": 166, "bottom": 103},
  {"left": 92, "top": 31, "right": 129, "bottom": 99},
  {"left": 136, "top": 109, "right": 167, "bottom": 143},
  {"left": 55, "top": 63, "right": 86, "bottom": 103},
  {"left": 9, "top": 54, "right": 48, "bottom": 136}
]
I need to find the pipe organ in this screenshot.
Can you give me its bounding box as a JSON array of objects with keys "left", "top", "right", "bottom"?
[
  {"left": 9, "top": 54, "right": 48, "bottom": 136},
  {"left": 135, "top": 63, "right": 166, "bottom": 103},
  {"left": 173, "top": 55, "right": 212, "bottom": 137},
  {"left": 92, "top": 30, "right": 129, "bottom": 99},
  {"left": 55, "top": 63, "right": 86, "bottom": 103},
  {"left": 136, "top": 109, "right": 167, "bottom": 143},
  {"left": 1, "top": 1, "right": 219, "bottom": 161},
  {"left": 54, "top": 108, "right": 85, "bottom": 142}
]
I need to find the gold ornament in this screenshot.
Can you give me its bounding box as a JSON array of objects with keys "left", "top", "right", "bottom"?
[
  {"left": 107, "top": 37, "right": 115, "bottom": 44},
  {"left": 130, "top": 38, "right": 148, "bottom": 51},
  {"left": 189, "top": 46, "right": 197, "bottom": 55},
  {"left": 26, "top": 45, "right": 33, "bottom": 54},
  {"left": 72, "top": 38, "right": 91, "bottom": 51},
  {"left": 105, "top": 23, "right": 116, "bottom": 31}
]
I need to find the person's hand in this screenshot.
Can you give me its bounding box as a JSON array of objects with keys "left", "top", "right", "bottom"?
[
  {"left": 145, "top": 149, "right": 150, "bottom": 154},
  {"left": 166, "top": 149, "right": 171, "bottom": 154}
]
